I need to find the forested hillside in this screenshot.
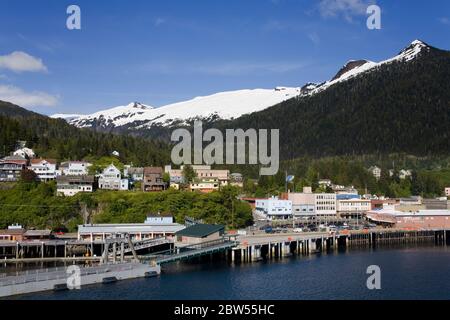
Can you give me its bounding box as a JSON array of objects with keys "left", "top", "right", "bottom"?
[
  {"left": 0, "top": 101, "right": 170, "bottom": 166},
  {"left": 218, "top": 44, "right": 450, "bottom": 159},
  {"left": 0, "top": 182, "right": 252, "bottom": 231}
]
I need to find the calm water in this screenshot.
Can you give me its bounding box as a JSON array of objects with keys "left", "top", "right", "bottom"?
[{"left": 11, "top": 245, "right": 450, "bottom": 300}]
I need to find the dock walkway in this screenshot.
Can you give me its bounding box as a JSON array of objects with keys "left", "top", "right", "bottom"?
[
  {"left": 141, "top": 239, "right": 237, "bottom": 265},
  {"left": 0, "top": 262, "right": 160, "bottom": 298}
]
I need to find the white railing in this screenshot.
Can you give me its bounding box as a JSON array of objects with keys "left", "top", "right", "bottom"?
[{"left": 0, "top": 263, "right": 135, "bottom": 287}]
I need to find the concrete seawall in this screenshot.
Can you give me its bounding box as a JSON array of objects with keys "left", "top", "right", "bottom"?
[{"left": 0, "top": 262, "right": 160, "bottom": 298}]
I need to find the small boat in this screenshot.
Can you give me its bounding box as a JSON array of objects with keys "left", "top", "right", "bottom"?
[
  {"left": 102, "top": 276, "right": 118, "bottom": 284},
  {"left": 53, "top": 283, "right": 68, "bottom": 291},
  {"left": 145, "top": 271, "right": 159, "bottom": 278}
]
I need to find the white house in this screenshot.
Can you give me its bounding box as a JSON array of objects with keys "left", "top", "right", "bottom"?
[
  {"left": 98, "top": 164, "right": 129, "bottom": 190},
  {"left": 445, "top": 187, "right": 450, "bottom": 197},
  {"left": 144, "top": 214, "right": 174, "bottom": 224},
  {"left": 255, "top": 197, "right": 292, "bottom": 220},
  {"left": 13, "top": 147, "right": 35, "bottom": 159},
  {"left": 369, "top": 166, "right": 381, "bottom": 180},
  {"left": 56, "top": 175, "right": 95, "bottom": 196},
  {"left": 389, "top": 169, "right": 412, "bottom": 180},
  {"left": 318, "top": 179, "right": 332, "bottom": 188},
  {"left": 60, "top": 161, "right": 92, "bottom": 176},
  {"left": 28, "top": 159, "right": 58, "bottom": 182},
  {"left": 399, "top": 169, "right": 412, "bottom": 180},
  {"left": 123, "top": 166, "right": 144, "bottom": 181}
]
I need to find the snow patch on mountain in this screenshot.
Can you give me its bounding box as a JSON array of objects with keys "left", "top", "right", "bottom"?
[
  {"left": 53, "top": 40, "right": 429, "bottom": 130},
  {"left": 307, "top": 40, "right": 429, "bottom": 96},
  {"left": 72, "top": 102, "right": 154, "bottom": 128},
  {"left": 50, "top": 114, "right": 85, "bottom": 121},
  {"left": 66, "top": 88, "right": 301, "bottom": 128}
]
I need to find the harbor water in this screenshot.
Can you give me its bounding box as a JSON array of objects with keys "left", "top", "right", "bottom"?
[{"left": 8, "top": 245, "right": 450, "bottom": 300}]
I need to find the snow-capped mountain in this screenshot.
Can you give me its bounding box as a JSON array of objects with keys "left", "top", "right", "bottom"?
[
  {"left": 53, "top": 40, "right": 430, "bottom": 130},
  {"left": 304, "top": 39, "right": 430, "bottom": 96},
  {"left": 53, "top": 102, "right": 154, "bottom": 128},
  {"left": 58, "top": 88, "right": 302, "bottom": 129},
  {"left": 50, "top": 113, "right": 85, "bottom": 121}
]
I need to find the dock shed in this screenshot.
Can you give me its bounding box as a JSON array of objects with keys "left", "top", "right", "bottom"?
[{"left": 175, "top": 224, "right": 225, "bottom": 245}]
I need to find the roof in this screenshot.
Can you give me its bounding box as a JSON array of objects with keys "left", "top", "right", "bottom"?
[
  {"left": 144, "top": 167, "right": 163, "bottom": 174},
  {"left": 176, "top": 224, "right": 224, "bottom": 238},
  {"left": 146, "top": 213, "right": 172, "bottom": 218},
  {"left": 78, "top": 223, "right": 185, "bottom": 234},
  {"left": 1, "top": 155, "right": 28, "bottom": 164},
  {"left": 0, "top": 229, "right": 25, "bottom": 235},
  {"left": 56, "top": 175, "right": 95, "bottom": 183},
  {"left": 24, "top": 230, "right": 52, "bottom": 237},
  {"left": 30, "top": 158, "right": 56, "bottom": 165},
  {"left": 60, "top": 161, "right": 92, "bottom": 167},
  {"left": 127, "top": 167, "right": 144, "bottom": 174}
]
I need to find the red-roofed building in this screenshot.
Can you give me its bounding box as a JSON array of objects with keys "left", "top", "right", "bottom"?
[
  {"left": 0, "top": 156, "right": 27, "bottom": 182},
  {"left": 28, "top": 158, "right": 58, "bottom": 182}
]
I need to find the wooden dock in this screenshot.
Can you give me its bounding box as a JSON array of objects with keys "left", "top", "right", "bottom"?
[{"left": 231, "top": 228, "right": 450, "bottom": 262}]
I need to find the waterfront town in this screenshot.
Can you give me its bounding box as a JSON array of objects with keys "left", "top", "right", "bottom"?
[
  {"left": 1, "top": 142, "right": 450, "bottom": 297},
  {"left": 1, "top": 143, "right": 450, "bottom": 240}
]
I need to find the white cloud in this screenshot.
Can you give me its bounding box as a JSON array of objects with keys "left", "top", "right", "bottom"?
[
  {"left": 154, "top": 17, "right": 166, "bottom": 27},
  {"left": 0, "top": 51, "right": 48, "bottom": 73},
  {"left": 308, "top": 32, "right": 321, "bottom": 45},
  {"left": 0, "top": 84, "right": 58, "bottom": 107},
  {"left": 439, "top": 17, "right": 450, "bottom": 25},
  {"left": 319, "top": 0, "right": 374, "bottom": 22}
]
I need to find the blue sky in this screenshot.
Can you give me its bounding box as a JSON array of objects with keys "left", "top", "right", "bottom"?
[{"left": 0, "top": 0, "right": 449, "bottom": 115}]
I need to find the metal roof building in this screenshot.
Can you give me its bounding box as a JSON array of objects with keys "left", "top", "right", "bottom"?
[{"left": 77, "top": 222, "right": 185, "bottom": 241}]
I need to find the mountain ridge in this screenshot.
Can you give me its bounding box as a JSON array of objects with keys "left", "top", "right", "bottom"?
[
  {"left": 218, "top": 39, "right": 450, "bottom": 159},
  {"left": 52, "top": 40, "right": 433, "bottom": 132}
]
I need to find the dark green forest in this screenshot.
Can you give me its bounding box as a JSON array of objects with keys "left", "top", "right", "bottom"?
[
  {"left": 0, "top": 182, "right": 252, "bottom": 231},
  {"left": 0, "top": 100, "right": 170, "bottom": 166},
  {"left": 1, "top": 43, "right": 450, "bottom": 231},
  {"left": 216, "top": 44, "right": 450, "bottom": 159}
]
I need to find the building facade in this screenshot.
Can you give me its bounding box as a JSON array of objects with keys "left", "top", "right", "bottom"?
[
  {"left": 28, "top": 159, "right": 58, "bottom": 182},
  {"left": 0, "top": 156, "right": 27, "bottom": 182},
  {"left": 336, "top": 199, "right": 371, "bottom": 218},
  {"left": 13, "top": 147, "right": 35, "bottom": 159},
  {"left": 56, "top": 175, "right": 95, "bottom": 196},
  {"left": 188, "top": 165, "right": 229, "bottom": 193},
  {"left": 124, "top": 166, "right": 144, "bottom": 181},
  {"left": 283, "top": 187, "right": 337, "bottom": 217},
  {"left": 98, "top": 164, "right": 129, "bottom": 190},
  {"left": 175, "top": 224, "right": 225, "bottom": 245},
  {"left": 60, "top": 161, "right": 92, "bottom": 176},
  {"left": 369, "top": 166, "right": 381, "bottom": 180},
  {"left": 142, "top": 167, "right": 166, "bottom": 192},
  {"left": 255, "top": 197, "right": 293, "bottom": 220},
  {"left": 77, "top": 216, "right": 185, "bottom": 241},
  {"left": 445, "top": 187, "right": 450, "bottom": 197},
  {"left": 366, "top": 205, "right": 450, "bottom": 229}
]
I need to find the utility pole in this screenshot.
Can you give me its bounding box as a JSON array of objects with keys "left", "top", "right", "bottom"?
[
  {"left": 285, "top": 170, "right": 288, "bottom": 193},
  {"left": 231, "top": 196, "right": 235, "bottom": 230}
]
